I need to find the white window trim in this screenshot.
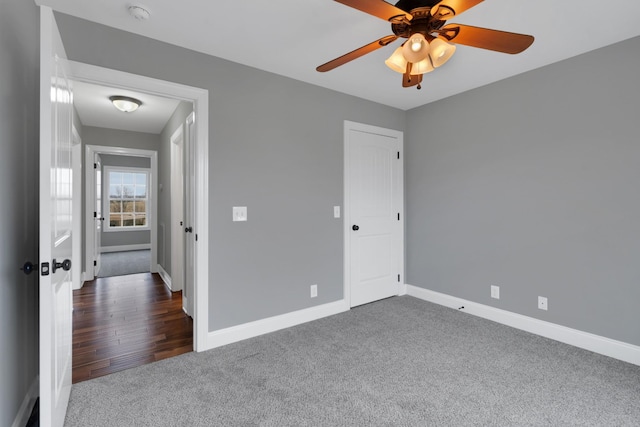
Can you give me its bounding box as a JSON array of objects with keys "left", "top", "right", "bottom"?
[{"left": 103, "top": 165, "right": 152, "bottom": 232}]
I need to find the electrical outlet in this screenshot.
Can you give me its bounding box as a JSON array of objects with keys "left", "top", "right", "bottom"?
[
  {"left": 310, "top": 284, "right": 318, "bottom": 298},
  {"left": 538, "top": 296, "right": 548, "bottom": 311},
  {"left": 491, "top": 285, "right": 500, "bottom": 300},
  {"left": 232, "top": 206, "right": 247, "bottom": 222}
]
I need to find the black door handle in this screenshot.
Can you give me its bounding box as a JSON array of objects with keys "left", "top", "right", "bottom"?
[
  {"left": 52, "top": 258, "right": 71, "bottom": 273},
  {"left": 352, "top": 225, "right": 359, "bottom": 231},
  {"left": 20, "top": 261, "right": 36, "bottom": 275},
  {"left": 185, "top": 227, "right": 193, "bottom": 233}
]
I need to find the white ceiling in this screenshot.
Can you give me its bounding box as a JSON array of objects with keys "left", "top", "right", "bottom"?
[
  {"left": 39, "top": 0, "right": 640, "bottom": 111},
  {"left": 73, "top": 81, "right": 180, "bottom": 134}
]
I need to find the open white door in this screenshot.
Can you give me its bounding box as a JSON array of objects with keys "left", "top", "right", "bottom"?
[
  {"left": 171, "top": 126, "right": 185, "bottom": 291},
  {"left": 39, "top": 6, "right": 73, "bottom": 427},
  {"left": 345, "top": 121, "right": 404, "bottom": 308},
  {"left": 183, "top": 112, "right": 196, "bottom": 316},
  {"left": 94, "top": 154, "right": 102, "bottom": 276}
]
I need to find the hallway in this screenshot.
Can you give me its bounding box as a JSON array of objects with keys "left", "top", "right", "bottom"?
[{"left": 72, "top": 273, "right": 193, "bottom": 383}]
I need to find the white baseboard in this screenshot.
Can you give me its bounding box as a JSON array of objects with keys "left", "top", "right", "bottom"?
[
  {"left": 12, "top": 375, "right": 38, "bottom": 427},
  {"left": 100, "top": 244, "right": 151, "bottom": 253},
  {"left": 73, "top": 272, "right": 85, "bottom": 290},
  {"left": 204, "top": 299, "right": 350, "bottom": 351},
  {"left": 406, "top": 285, "right": 640, "bottom": 366},
  {"left": 157, "top": 264, "right": 172, "bottom": 292},
  {"left": 398, "top": 283, "right": 408, "bottom": 296},
  {"left": 82, "top": 271, "right": 93, "bottom": 282}
]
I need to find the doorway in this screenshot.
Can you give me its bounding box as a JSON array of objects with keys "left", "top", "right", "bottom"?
[
  {"left": 84, "top": 146, "right": 158, "bottom": 281},
  {"left": 68, "top": 60, "right": 209, "bottom": 352},
  {"left": 67, "top": 62, "right": 209, "bottom": 382}
]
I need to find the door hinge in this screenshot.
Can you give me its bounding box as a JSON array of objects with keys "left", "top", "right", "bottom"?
[
  {"left": 397, "top": 151, "right": 400, "bottom": 159},
  {"left": 94, "top": 211, "right": 97, "bottom": 218},
  {"left": 94, "top": 260, "right": 97, "bottom": 266},
  {"left": 94, "top": 163, "right": 97, "bottom": 169},
  {"left": 195, "top": 234, "right": 198, "bottom": 242},
  {"left": 397, "top": 212, "right": 400, "bottom": 221},
  {"left": 398, "top": 274, "right": 401, "bottom": 283}
]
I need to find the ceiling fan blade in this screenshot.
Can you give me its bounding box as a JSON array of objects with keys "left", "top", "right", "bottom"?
[
  {"left": 431, "top": 0, "right": 483, "bottom": 20},
  {"left": 438, "top": 24, "right": 534, "bottom": 54},
  {"left": 316, "top": 35, "right": 398, "bottom": 72},
  {"left": 334, "top": 0, "right": 412, "bottom": 22},
  {"left": 402, "top": 72, "right": 422, "bottom": 87}
]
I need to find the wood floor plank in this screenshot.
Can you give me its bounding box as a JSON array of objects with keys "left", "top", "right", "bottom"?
[{"left": 72, "top": 272, "right": 193, "bottom": 383}]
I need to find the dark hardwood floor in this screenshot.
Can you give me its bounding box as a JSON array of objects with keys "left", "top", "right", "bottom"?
[{"left": 72, "top": 272, "right": 193, "bottom": 383}]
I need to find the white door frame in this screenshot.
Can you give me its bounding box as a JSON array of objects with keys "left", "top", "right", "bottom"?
[
  {"left": 71, "top": 127, "right": 83, "bottom": 290},
  {"left": 84, "top": 145, "right": 158, "bottom": 277},
  {"left": 343, "top": 120, "right": 405, "bottom": 306},
  {"left": 70, "top": 61, "right": 210, "bottom": 351}
]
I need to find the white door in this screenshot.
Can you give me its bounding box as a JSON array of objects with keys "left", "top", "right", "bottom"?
[
  {"left": 39, "top": 6, "right": 73, "bottom": 426},
  {"left": 345, "top": 121, "right": 404, "bottom": 308},
  {"left": 184, "top": 112, "right": 196, "bottom": 315},
  {"left": 94, "top": 154, "right": 102, "bottom": 276},
  {"left": 171, "top": 126, "right": 185, "bottom": 291}
]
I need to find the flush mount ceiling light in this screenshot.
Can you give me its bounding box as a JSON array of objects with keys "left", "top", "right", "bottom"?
[
  {"left": 128, "top": 5, "right": 151, "bottom": 21},
  {"left": 317, "top": 0, "right": 534, "bottom": 90},
  {"left": 109, "top": 96, "right": 142, "bottom": 113}
]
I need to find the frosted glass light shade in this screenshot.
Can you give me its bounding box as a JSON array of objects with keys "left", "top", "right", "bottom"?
[
  {"left": 409, "top": 57, "right": 434, "bottom": 75},
  {"left": 385, "top": 47, "right": 408, "bottom": 74},
  {"left": 402, "top": 33, "right": 430, "bottom": 63},
  {"left": 109, "top": 96, "right": 141, "bottom": 113},
  {"left": 429, "top": 37, "right": 456, "bottom": 68}
]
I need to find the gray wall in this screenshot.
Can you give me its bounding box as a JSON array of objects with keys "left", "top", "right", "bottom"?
[
  {"left": 406, "top": 36, "right": 640, "bottom": 346},
  {"left": 0, "top": 0, "right": 40, "bottom": 425},
  {"left": 84, "top": 126, "right": 161, "bottom": 151},
  {"left": 81, "top": 126, "right": 158, "bottom": 259},
  {"left": 99, "top": 154, "right": 151, "bottom": 249},
  {"left": 158, "top": 101, "right": 193, "bottom": 274},
  {"left": 55, "top": 13, "right": 406, "bottom": 331}
]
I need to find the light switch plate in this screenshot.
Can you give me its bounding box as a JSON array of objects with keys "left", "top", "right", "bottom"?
[
  {"left": 233, "top": 206, "right": 247, "bottom": 222},
  {"left": 334, "top": 206, "right": 340, "bottom": 218},
  {"left": 491, "top": 285, "right": 500, "bottom": 300}
]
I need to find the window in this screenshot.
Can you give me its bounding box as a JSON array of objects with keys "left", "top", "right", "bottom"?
[{"left": 104, "top": 167, "right": 150, "bottom": 231}]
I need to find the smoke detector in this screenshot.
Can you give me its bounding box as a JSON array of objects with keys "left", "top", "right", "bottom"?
[{"left": 128, "top": 5, "right": 150, "bottom": 21}]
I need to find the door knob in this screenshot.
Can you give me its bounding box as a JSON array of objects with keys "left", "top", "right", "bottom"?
[
  {"left": 352, "top": 225, "right": 359, "bottom": 231},
  {"left": 185, "top": 227, "right": 193, "bottom": 233},
  {"left": 20, "top": 261, "right": 36, "bottom": 275},
  {"left": 52, "top": 258, "right": 71, "bottom": 273}
]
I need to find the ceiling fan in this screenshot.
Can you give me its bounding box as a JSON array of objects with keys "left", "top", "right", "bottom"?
[{"left": 316, "top": 0, "right": 534, "bottom": 89}]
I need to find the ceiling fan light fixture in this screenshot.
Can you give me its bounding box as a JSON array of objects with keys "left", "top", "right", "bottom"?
[
  {"left": 402, "top": 33, "right": 430, "bottom": 63},
  {"left": 109, "top": 96, "right": 142, "bottom": 113},
  {"left": 429, "top": 37, "right": 456, "bottom": 68},
  {"left": 409, "top": 57, "right": 434, "bottom": 75},
  {"left": 385, "top": 47, "right": 408, "bottom": 74}
]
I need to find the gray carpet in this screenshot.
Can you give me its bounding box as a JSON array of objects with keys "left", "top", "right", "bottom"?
[
  {"left": 97, "top": 250, "right": 151, "bottom": 278},
  {"left": 64, "top": 296, "right": 640, "bottom": 426}
]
